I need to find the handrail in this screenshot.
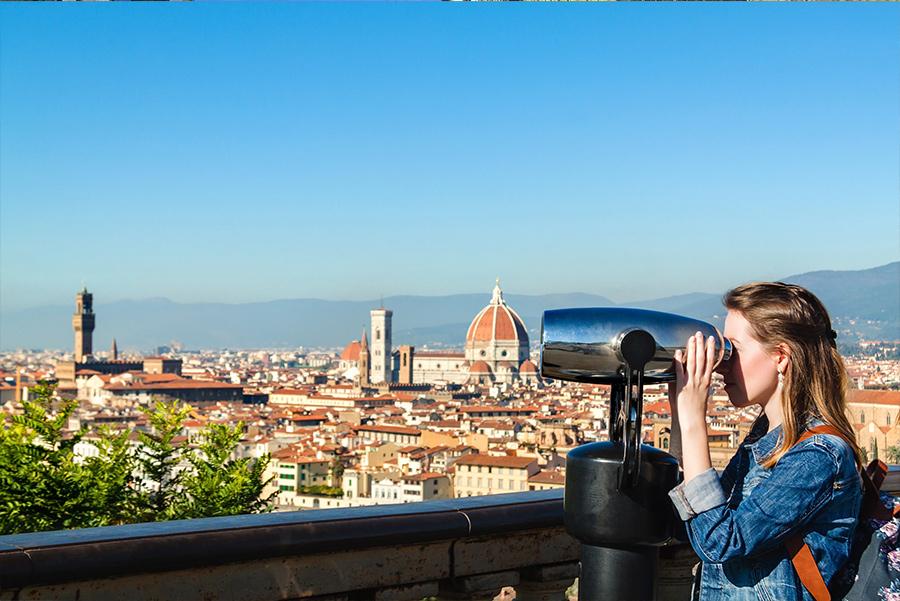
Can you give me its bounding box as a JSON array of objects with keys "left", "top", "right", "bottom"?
[
  {"left": 0, "top": 489, "right": 564, "bottom": 589},
  {"left": 4, "top": 466, "right": 899, "bottom": 595}
]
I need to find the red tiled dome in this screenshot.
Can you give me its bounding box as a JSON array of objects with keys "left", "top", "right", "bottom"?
[
  {"left": 519, "top": 360, "right": 537, "bottom": 373},
  {"left": 340, "top": 341, "right": 361, "bottom": 361},
  {"left": 465, "top": 281, "right": 528, "bottom": 345}
]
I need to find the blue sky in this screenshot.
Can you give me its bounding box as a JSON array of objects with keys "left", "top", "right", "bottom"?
[{"left": 1, "top": 5, "right": 898, "bottom": 310}]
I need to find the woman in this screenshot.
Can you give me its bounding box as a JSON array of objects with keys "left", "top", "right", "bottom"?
[{"left": 668, "top": 282, "right": 863, "bottom": 600}]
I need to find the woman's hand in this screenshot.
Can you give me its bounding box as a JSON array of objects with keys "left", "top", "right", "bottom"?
[
  {"left": 673, "top": 332, "right": 716, "bottom": 431},
  {"left": 675, "top": 332, "right": 716, "bottom": 483}
]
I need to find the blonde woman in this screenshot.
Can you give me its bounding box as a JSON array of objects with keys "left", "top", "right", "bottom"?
[{"left": 668, "top": 282, "right": 863, "bottom": 600}]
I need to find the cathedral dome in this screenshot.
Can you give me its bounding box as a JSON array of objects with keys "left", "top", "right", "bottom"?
[
  {"left": 340, "top": 340, "right": 361, "bottom": 361},
  {"left": 465, "top": 281, "right": 529, "bottom": 346}
]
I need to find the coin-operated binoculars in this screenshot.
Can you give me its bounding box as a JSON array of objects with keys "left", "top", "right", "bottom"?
[{"left": 540, "top": 307, "right": 732, "bottom": 601}]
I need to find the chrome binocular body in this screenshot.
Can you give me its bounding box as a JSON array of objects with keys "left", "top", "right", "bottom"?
[
  {"left": 540, "top": 307, "right": 731, "bottom": 385},
  {"left": 540, "top": 307, "right": 731, "bottom": 488}
]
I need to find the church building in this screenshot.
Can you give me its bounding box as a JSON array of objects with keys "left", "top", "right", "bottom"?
[{"left": 340, "top": 280, "right": 539, "bottom": 387}]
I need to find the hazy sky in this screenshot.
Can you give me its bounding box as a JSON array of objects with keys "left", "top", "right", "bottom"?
[{"left": 1, "top": 5, "right": 898, "bottom": 311}]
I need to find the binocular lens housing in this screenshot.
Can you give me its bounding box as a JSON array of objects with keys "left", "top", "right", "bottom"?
[{"left": 540, "top": 307, "right": 732, "bottom": 384}]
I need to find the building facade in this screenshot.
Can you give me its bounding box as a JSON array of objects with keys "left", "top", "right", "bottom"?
[{"left": 452, "top": 455, "right": 539, "bottom": 497}]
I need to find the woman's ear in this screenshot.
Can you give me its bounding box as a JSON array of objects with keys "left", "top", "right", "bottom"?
[{"left": 774, "top": 343, "right": 791, "bottom": 374}]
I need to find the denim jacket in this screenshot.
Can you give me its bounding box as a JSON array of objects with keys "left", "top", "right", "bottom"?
[{"left": 668, "top": 416, "right": 862, "bottom": 600}]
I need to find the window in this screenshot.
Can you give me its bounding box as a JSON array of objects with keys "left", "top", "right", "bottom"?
[
  {"left": 403, "top": 355, "right": 407, "bottom": 366},
  {"left": 501, "top": 350, "right": 507, "bottom": 357},
  {"left": 530, "top": 485, "right": 536, "bottom": 491},
  {"left": 860, "top": 411, "right": 866, "bottom": 423},
  {"left": 376, "top": 329, "right": 381, "bottom": 340},
  {"left": 480, "top": 350, "right": 486, "bottom": 357},
  {"left": 889, "top": 414, "right": 892, "bottom": 426}
]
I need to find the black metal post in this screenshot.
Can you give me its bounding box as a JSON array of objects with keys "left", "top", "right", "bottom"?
[
  {"left": 580, "top": 544, "right": 658, "bottom": 601},
  {"left": 564, "top": 328, "right": 679, "bottom": 601}
]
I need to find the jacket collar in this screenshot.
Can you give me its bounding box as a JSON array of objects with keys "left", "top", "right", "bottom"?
[{"left": 746, "top": 413, "right": 824, "bottom": 465}]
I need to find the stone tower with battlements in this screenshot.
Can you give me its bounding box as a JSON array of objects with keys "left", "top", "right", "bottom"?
[
  {"left": 369, "top": 308, "right": 392, "bottom": 384},
  {"left": 72, "top": 287, "right": 95, "bottom": 362}
]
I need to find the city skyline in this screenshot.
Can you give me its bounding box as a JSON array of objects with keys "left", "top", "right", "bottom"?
[
  {"left": 1, "top": 260, "right": 896, "bottom": 352},
  {"left": 2, "top": 5, "right": 899, "bottom": 311}
]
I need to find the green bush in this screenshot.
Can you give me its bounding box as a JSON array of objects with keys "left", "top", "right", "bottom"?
[{"left": 0, "top": 382, "right": 277, "bottom": 535}]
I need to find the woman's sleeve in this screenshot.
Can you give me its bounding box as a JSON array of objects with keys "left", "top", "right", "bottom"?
[
  {"left": 667, "top": 441, "right": 837, "bottom": 564},
  {"left": 716, "top": 445, "right": 744, "bottom": 501}
]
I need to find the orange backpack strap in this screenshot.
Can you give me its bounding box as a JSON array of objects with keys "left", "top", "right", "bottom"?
[
  {"left": 800, "top": 424, "right": 851, "bottom": 446},
  {"left": 785, "top": 534, "right": 831, "bottom": 601},
  {"left": 784, "top": 425, "right": 848, "bottom": 601},
  {"left": 862, "top": 459, "right": 895, "bottom": 521}
]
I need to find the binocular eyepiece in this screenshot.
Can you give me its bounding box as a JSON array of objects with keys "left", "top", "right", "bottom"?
[{"left": 540, "top": 307, "right": 732, "bottom": 385}]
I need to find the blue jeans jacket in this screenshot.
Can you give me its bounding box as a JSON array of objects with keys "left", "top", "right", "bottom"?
[{"left": 669, "top": 416, "right": 862, "bottom": 600}]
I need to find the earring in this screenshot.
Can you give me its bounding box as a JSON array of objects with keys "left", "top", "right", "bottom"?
[{"left": 778, "top": 370, "right": 784, "bottom": 385}]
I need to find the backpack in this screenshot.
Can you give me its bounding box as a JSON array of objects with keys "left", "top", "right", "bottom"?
[{"left": 785, "top": 425, "right": 900, "bottom": 601}]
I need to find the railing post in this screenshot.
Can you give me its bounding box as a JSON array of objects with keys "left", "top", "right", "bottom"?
[{"left": 564, "top": 444, "right": 680, "bottom": 601}]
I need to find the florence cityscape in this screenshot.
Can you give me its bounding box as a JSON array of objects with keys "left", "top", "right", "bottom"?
[
  {"left": 2, "top": 265, "right": 899, "bottom": 515},
  {"left": 1, "top": 4, "right": 899, "bottom": 601}
]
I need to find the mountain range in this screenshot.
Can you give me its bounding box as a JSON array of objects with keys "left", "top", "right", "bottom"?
[{"left": 1, "top": 262, "right": 897, "bottom": 351}]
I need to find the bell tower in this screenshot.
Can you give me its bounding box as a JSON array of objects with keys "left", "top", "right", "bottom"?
[
  {"left": 369, "top": 307, "right": 392, "bottom": 384},
  {"left": 73, "top": 287, "right": 95, "bottom": 362},
  {"left": 358, "top": 328, "right": 370, "bottom": 387}
]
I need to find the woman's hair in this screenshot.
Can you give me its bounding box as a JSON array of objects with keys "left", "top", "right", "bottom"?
[{"left": 723, "top": 282, "right": 864, "bottom": 469}]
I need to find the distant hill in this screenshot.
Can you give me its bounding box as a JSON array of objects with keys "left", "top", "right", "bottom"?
[{"left": 1, "top": 262, "right": 896, "bottom": 351}]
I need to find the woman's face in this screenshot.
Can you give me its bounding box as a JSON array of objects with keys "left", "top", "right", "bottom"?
[{"left": 715, "top": 310, "right": 781, "bottom": 409}]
